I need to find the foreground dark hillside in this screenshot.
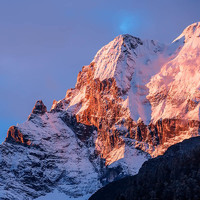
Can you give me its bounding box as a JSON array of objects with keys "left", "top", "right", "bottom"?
[{"left": 89, "top": 136, "right": 200, "bottom": 200}]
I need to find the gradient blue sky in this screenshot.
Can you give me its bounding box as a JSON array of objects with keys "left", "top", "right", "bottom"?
[{"left": 0, "top": 0, "right": 200, "bottom": 142}]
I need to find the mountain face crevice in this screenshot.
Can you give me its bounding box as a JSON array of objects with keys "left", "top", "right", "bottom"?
[{"left": 0, "top": 22, "right": 200, "bottom": 199}]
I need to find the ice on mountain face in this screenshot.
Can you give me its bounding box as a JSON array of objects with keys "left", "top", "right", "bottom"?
[
  {"left": 123, "top": 40, "right": 170, "bottom": 124},
  {"left": 147, "top": 22, "right": 200, "bottom": 123}
]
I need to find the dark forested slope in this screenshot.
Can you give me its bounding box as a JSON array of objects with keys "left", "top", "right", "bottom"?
[{"left": 90, "top": 136, "right": 200, "bottom": 200}]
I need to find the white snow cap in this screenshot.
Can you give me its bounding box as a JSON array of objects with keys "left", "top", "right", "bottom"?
[
  {"left": 173, "top": 22, "right": 200, "bottom": 45},
  {"left": 93, "top": 34, "right": 164, "bottom": 92}
]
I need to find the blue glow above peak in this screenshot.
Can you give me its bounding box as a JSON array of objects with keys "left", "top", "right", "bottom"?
[{"left": 118, "top": 13, "right": 139, "bottom": 34}]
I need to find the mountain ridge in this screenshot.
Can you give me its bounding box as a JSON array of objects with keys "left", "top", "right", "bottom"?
[{"left": 0, "top": 22, "right": 200, "bottom": 199}]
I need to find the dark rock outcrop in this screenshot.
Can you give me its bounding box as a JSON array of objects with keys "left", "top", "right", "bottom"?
[
  {"left": 32, "top": 100, "right": 47, "bottom": 115},
  {"left": 5, "top": 126, "right": 31, "bottom": 146},
  {"left": 60, "top": 112, "right": 97, "bottom": 143},
  {"left": 28, "top": 100, "right": 47, "bottom": 120}
]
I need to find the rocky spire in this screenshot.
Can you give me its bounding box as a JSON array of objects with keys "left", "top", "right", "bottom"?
[{"left": 32, "top": 100, "right": 47, "bottom": 115}]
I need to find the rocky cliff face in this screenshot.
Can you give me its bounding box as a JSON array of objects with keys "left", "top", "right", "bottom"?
[
  {"left": 0, "top": 22, "right": 200, "bottom": 199},
  {"left": 53, "top": 23, "right": 200, "bottom": 160}
]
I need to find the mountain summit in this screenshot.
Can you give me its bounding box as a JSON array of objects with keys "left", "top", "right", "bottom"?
[{"left": 0, "top": 22, "right": 200, "bottom": 199}]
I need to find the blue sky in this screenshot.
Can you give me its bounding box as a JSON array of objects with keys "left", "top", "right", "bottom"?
[{"left": 0, "top": 0, "right": 200, "bottom": 142}]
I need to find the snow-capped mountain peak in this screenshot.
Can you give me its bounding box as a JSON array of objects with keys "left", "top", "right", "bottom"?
[
  {"left": 0, "top": 22, "right": 200, "bottom": 200},
  {"left": 92, "top": 34, "right": 165, "bottom": 92}
]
